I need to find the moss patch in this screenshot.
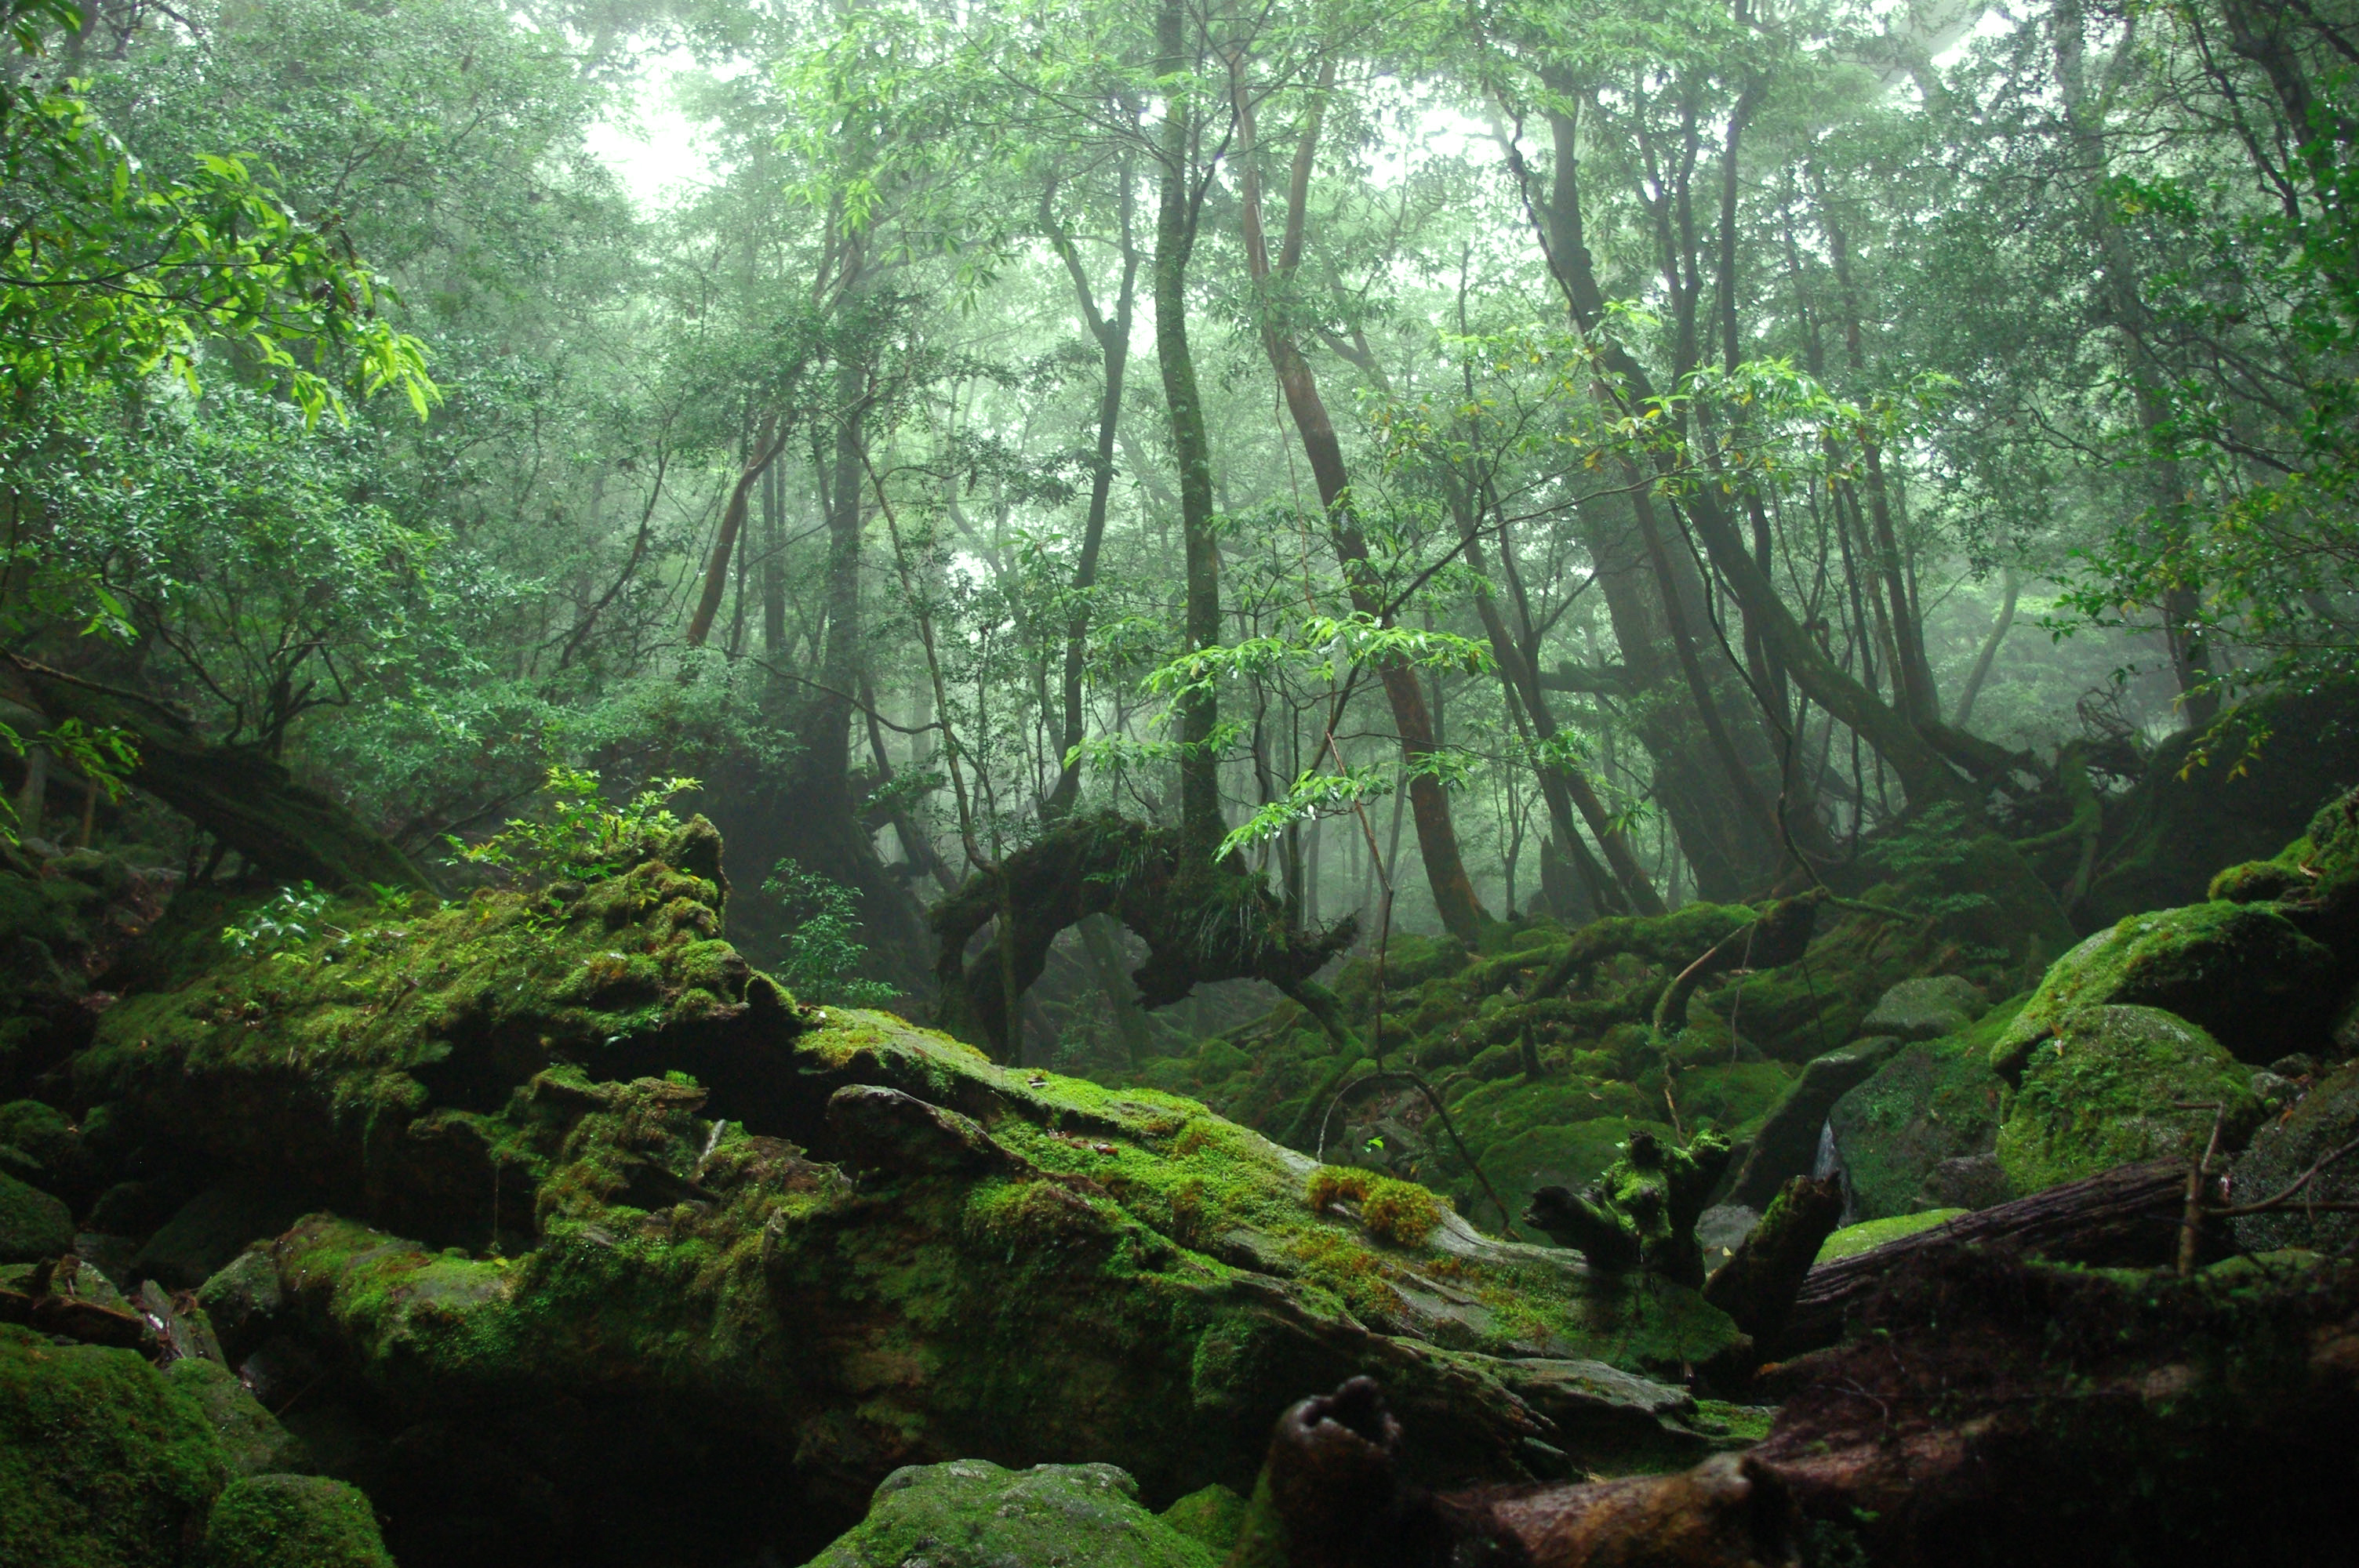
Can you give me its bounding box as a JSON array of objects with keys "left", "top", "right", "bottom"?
[
  {"left": 1815, "top": 1209, "right": 1966, "bottom": 1264},
  {"left": 1996, "top": 1006, "right": 2262, "bottom": 1195},
  {"left": 201, "top": 1475, "right": 394, "bottom": 1568}
]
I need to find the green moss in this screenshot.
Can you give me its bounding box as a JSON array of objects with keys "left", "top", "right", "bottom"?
[
  {"left": 1827, "top": 1000, "right": 2022, "bottom": 1221},
  {"left": 201, "top": 1475, "right": 394, "bottom": 1568},
  {"left": 1994, "top": 902, "right": 2339, "bottom": 1074},
  {"left": 1996, "top": 1006, "right": 2263, "bottom": 1195},
  {"left": 804, "top": 1460, "right": 1216, "bottom": 1568},
  {"left": 0, "top": 1166, "right": 74, "bottom": 1261},
  {"left": 0, "top": 1323, "right": 229, "bottom": 1567},
  {"left": 1160, "top": 1482, "right": 1250, "bottom": 1558},
  {"left": 1815, "top": 1208, "right": 1966, "bottom": 1264}
]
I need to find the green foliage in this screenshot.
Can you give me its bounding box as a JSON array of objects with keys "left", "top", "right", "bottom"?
[
  {"left": 220, "top": 882, "right": 335, "bottom": 958},
  {"left": 763, "top": 858, "right": 900, "bottom": 1007},
  {"left": 453, "top": 768, "right": 699, "bottom": 886}
]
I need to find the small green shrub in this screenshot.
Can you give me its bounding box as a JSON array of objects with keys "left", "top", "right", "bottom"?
[{"left": 765, "top": 858, "right": 899, "bottom": 1007}]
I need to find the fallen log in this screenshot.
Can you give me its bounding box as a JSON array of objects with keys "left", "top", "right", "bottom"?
[
  {"left": 1779, "top": 1158, "right": 2187, "bottom": 1354},
  {"left": 5, "top": 655, "right": 434, "bottom": 893}
]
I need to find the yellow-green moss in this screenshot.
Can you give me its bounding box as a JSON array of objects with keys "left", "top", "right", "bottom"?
[{"left": 1816, "top": 1208, "right": 1966, "bottom": 1264}]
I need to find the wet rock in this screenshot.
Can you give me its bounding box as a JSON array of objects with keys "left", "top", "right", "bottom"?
[
  {"left": 1996, "top": 1006, "right": 2261, "bottom": 1195},
  {"left": 2231, "top": 1059, "right": 2359, "bottom": 1255},
  {"left": 1859, "top": 976, "right": 1986, "bottom": 1042},
  {"left": 1723, "top": 1038, "right": 1900, "bottom": 1209},
  {"left": 202, "top": 1474, "right": 394, "bottom": 1568},
  {"left": 801, "top": 1459, "right": 1215, "bottom": 1568},
  {"left": 1992, "top": 902, "right": 2339, "bottom": 1074},
  {"left": 133, "top": 1183, "right": 310, "bottom": 1290}
]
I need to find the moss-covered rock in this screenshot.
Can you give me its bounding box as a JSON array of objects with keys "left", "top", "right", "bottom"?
[
  {"left": 1159, "top": 1482, "right": 1250, "bottom": 1559},
  {"left": 0, "top": 1323, "right": 228, "bottom": 1566},
  {"left": 2230, "top": 1059, "right": 2359, "bottom": 1255},
  {"left": 800, "top": 1460, "right": 1216, "bottom": 1568},
  {"left": 165, "top": 1358, "right": 312, "bottom": 1479},
  {"left": 200, "top": 1474, "right": 393, "bottom": 1568},
  {"left": 1995, "top": 1006, "right": 2262, "bottom": 1195},
  {"left": 1859, "top": 976, "right": 1986, "bottom": 1042},
  {"left": 58, "top": 825, "right": 1735, "bottom": 1541},
  {"left": 1826, "top": 1002, "right": 2021, "bottom": 1221},
  {"left": 1814, "top": 1208, "right": 1965, "bottom": 1264},
  {"left": 1992, "top": 902, "right": 2339, "bottom": 1074},
  {"left": 0, "top": 1166, "right": 74, "bottom": 1261}
]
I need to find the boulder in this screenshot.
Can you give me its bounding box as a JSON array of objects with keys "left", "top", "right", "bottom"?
[
  {"left": 0, "top": 1319, "right": 320, "bottom": 1567},
  {"left": 0, "top": 1167, "right": 73, "bottom": 1262},
  {"left": 1723, "top": 1038, "right": 1901, "bottom": 1209},
  {"left": 0, "top": 1097, "right": 95, "bottom": 1204},
  {"left": 60, "top": 825, "right": 1735, "bottom": 1558},
  {"left": 133, "top": 1184, "right": 310, "bottom": 1290},
  {"left": 2230, "top": 1059, "right": 2359, "bottom": 1255},
  {"left": 799, "top": 1460, "right": 1215, "bottom": 1568},
  {"left": 1826, "top": 1019, "right": 2014, "bottom": 1221},
  {"left": 1992, "top": 902, "right": 2339, "bottom": 1074},
  {"left": 201, "top": 1475, "right": 393, "bottom": 1568},
  {"left": 1859, "top": 978, "right": 1986, "bottom": 1043},
  {"left": 1995, "top": 1006, "right": 2262, "bottom": 1196}
]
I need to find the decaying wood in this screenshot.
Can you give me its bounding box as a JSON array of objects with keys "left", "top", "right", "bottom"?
[
  {"left": 1779, "top": 1159, "right": 2186, "bottom": 1354},
  {"left": 1701, "top": 1175, "right": 1844, "bottom": 1349}
]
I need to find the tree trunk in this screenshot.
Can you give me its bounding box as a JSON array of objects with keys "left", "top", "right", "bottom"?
[
  {"left": 1155, "top": 0, "right": 1224, "bottom": 861},
  {"left": 1229, "top": 64, "right": 1488, "bottom": 944}
]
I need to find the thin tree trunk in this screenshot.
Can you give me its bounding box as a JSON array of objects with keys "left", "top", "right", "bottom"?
[{"left": 1229, "top": 60, "right": 1488, "bottom": 943}]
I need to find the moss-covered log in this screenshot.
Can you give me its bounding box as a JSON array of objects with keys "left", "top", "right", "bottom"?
[{"left": 7, "top": 659, "right": 434, "bottom": 893}]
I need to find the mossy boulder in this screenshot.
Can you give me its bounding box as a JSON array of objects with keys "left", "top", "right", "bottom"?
[
  {"left": 1992, "top": 902, "right": 2339, "bottom": 1075},
  {"left": 800, "top": 1460, "right": 1216, "bottom": 1568},
  {"left": 0, "top": 1166, "right": 74, "bottom": 1261},
  {"left": 1825, "top": 1002, "right": 2021, "bottom": 1221},
  {"left": 199, "top": 1475, "right": 393, "bottom": 1568},
  {"left": 2230, "top": 1059, "right": 2359, "bottom": 1255},
  {"left": 1995, "top": 1006, "right": 2262, "bottom": 1195},
  {"left": 0, "top": 1321, "right": 325, "bottom": 1566},
  {"left": 1159, "top": 1483, "right": 1250, "bottom": 1559},
  {"left": 61, "top": 824, "right": 1736, "bottom": 1546},
  {"left": 1858, "top": 976, "right": 1986, "bottom": 1043}
]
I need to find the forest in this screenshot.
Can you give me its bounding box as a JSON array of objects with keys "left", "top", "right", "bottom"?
[{"left": 2, "top": 0, "right": 2357, "bottom": 1562}]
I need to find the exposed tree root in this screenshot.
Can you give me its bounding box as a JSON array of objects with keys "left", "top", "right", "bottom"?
[{"left": 930, "top": 811, "right": 1354, "bottom": 1061}]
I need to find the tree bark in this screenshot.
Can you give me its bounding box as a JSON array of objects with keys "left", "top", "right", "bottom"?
[{"left": 1229, "top": 61, "right": 1488, "bottom": 943}]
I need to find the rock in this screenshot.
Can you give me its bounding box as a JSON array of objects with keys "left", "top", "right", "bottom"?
[
  {"left": 1917, "top": 1152, "right": 2010, "bottom": 1210},
  {"left": 165, "top": 1357, "right": 312, "bottom": 1477},
  {"left": 1813, "top": 1208, "right": 1966, "bottom": 1265},
  {"left": 1826, "top": 1024, "right": 2012, "bottom": 1222},
  {"left": 800, "top": 1460, "right": 1216, "bottom": 1568},
  {"left": 0, "top": 1321, "right": 228, "bottom": 1566},
  {"left": 2249, "top": 1069, "right": 2302, "bottom": 1114},
  {"left": 1992, "top": 902, "right": 2339, "bottom": 1074},
  {"left": 1159, "top": 1483, "right": 1249, "bottom": 1559},
  {"left": 1995, "top": 1006, "right": 2262, "bottom": 1195},
  {"left": 2230, "top": 1059, "right": 2359, "bottom": 1254},
  {"left": 197, "top": 1247, "right": 285, "bottom": 1362},
  {"left": 823, "top": 1083, "right": 1022, "bottom": 1178},
  {"left": 0, "top": 1097, "right": 94, "bottom": 1203},
  {"left": 86, "top": 1179, "right": 180, "bottom": 1238},
  {"left": 133, "top": 1184, "right": 311, "bottom": 1290},
  {"left": 0, "top": 1167, "right": 74, "bottom": 1262},
  {"left": 202, "top": 1475, "right": 394, "bottom": 1568},
  {"left": 1723, "top": 1038, "right": 1901, "bottom": 1209},
  {"left": 55, "top": 821, "right": 1746, "bottom": 1554},
  {"left": 1694, "top": 1204, "right": 1759, "bottom": 1272},
  {"left": 1859, "top": 978, "right": 1986, "bottom": 1043}
]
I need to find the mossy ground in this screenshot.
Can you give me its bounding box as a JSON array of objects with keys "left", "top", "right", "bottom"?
[{"left": 1816, "top": 1208, "right": 1965, "bottom": 1263}]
